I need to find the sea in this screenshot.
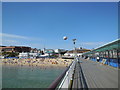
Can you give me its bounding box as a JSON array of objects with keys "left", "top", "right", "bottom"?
[{"left": 2, "top": 65, "right": 66, "bottom": 88}]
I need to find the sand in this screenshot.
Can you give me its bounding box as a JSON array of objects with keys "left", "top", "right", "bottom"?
[{"left": 1, "top": 58, "right": 73, "bottom": 68}]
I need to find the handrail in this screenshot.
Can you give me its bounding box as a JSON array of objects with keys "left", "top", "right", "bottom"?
[
  {"left": 48, "top": 61, "right": 73, "bottom": 90},
  {"left": 58, "top": 60, "right": 76, "bottom": 89}
]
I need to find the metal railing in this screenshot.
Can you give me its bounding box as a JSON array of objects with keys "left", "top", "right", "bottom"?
[
  {"left": 48, "top": 58, "right": 88, "bottom": 90},
  {"left": 58, "top": 60, "right": 76, "bottom": 89},
  {"left": 48, "top": 61, "right": 74, "bottom": 90}
]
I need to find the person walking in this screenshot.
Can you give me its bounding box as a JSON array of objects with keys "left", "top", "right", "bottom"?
[{"left": 96, "top": 56, "right": 100, "bottom": 62}]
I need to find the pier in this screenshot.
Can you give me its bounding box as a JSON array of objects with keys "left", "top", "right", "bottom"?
[
  {"left": 48, "top": 57, "right": 118, "bottom": 89},
  {"left": 48, "top": 39, "right": 119, "bottom": 89}
]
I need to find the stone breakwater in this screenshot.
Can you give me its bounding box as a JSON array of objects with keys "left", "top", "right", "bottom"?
[{"left": 1, "top": 58, "right": 73, "bottom": 67}]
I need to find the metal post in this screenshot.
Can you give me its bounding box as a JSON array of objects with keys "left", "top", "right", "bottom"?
[
  {"left": 72, "top": 39, "right": 77, "bottom": 59},
  {"left": 117, "top": 49, "right": 119, "bottom": 68},
  {"left": 107, "top": 50, "right": 110, "bottom": 65}
]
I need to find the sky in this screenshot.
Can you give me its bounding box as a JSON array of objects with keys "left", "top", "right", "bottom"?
[{"left": 1, "top": 2, "right": 118, "bottom": 49}]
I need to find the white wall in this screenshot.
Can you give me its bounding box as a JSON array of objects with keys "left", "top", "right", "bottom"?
[
  {"left": 19, "top": 52, "right": 40, "bottom": 58},
  {"left": 64, "top": 53, "right": 82, "bottom": 57}
]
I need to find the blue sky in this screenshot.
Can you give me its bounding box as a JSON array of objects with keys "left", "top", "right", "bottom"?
[{"left": 2, "top": 2, "right": 118, "bottom": 49}]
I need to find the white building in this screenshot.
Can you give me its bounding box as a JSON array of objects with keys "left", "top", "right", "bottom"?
[
  {"left": 19, "top": 52, "right": 41, "bottom": 59},
  {"left": 64, "top": 53, "right": 82, "bottom": 57},
  {"left": 19, "top": 53, "right": 29, "bottom": 58},
  {"left": 54, "top": 49, "right": 66, "bottom": 53},
  {"left": 64, "top": 48, "right": 91, "bottom": 57}
]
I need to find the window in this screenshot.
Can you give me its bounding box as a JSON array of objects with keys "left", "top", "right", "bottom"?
[
  {"left": 113, "top": 50, "right": 117, "bottom": 58},
  {"left": 109, "top": 50, "right": 113, "bottom": 58}
]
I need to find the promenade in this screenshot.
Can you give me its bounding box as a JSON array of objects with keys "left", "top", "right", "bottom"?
[{"left": 73, "top": 58, "right": 118, "bottom": 88}]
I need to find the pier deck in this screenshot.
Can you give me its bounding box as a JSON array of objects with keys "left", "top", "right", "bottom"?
[{"left": 72, "top": 58, "right": 118, "bottom": 88}]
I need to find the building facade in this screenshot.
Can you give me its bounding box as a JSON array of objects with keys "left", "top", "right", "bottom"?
[
  {"left": 30, "top": 48, "right": 41, "bottom": 53},
  {"left": 0, "top": 46, "right": 31, "bottom": 53},
  {"left": 64, "top": 48, "right": 91, "bottom": 57}
]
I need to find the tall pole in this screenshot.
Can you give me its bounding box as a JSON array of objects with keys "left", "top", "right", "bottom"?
[{"left": 72, "top": 39, "right": 77, "bottom": 60}]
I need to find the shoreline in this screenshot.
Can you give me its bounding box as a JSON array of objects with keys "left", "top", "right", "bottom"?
[{"left": 1, "top": 58, "right": 73, "bottom": 68}]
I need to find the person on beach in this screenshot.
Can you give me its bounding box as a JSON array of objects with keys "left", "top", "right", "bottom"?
[{"left": 2, "top": 58, "right": 72, "bottom": 68}]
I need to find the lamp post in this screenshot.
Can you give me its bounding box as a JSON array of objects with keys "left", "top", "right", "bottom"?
[
  {"left": 72, "top": 39, "right": 77, "bottom": 58},
  {"left": 63, "top": 36, "right": 77, "bottom": 60}
]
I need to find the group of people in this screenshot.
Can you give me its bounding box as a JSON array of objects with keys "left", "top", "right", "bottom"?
[{"left": 2, "top": 58, "right": 72, "bottom": 67}]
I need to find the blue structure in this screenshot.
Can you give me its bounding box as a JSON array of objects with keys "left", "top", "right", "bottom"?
[
  {"left": 5, "top": 57, "right": 19, "bottom": 59},
  {"left": 83, "top": 39, "right": 120, "bottom": 68}
]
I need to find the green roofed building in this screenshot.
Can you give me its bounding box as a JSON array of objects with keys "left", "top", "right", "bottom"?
[
  {"left": 45, "top": 49, "right": 54, "bottom": 54},
  {"left": 82, "top": 39, "right": 120, "bottom": 68}
]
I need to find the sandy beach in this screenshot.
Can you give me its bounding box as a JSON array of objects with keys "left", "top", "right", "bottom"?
[{"left": 1, "top": 58, "right": 73, "bottom": 68}]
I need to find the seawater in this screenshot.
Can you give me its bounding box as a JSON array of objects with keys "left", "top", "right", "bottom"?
[{"left": 2, "top": 65, "right": 66, "bottom": 88}]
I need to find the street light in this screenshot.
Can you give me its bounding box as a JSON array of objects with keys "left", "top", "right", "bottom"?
[
  {"left": 63, "top": 36, "right": 77, "bottom": 59},
  {"left": 72, "top": 39, "right": 76, "bottom": 45},
  {"left": 72, "top": 39, "right": 77, "bottom": 59}
]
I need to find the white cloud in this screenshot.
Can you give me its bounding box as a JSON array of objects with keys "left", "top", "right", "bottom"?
[
  {"left": 4, "top": 39, "right": 18, "bottom": 43},
  {"left": 0, "top": 33, "right": 29, "bottom": 39},
  {"left": 0, "top": 38, "right": 19, "bottom": 45},
  {"left": 0, "top": 33, "right": 43, "bottom": 41},
  {"left": 79, "top": 42, "right": 107, "bottom": 49},
  {"left": 80, "top": 42, "right": 106, "bottom": 46},
  {"left": 0, "top": 33, "right": 44, "bottom": 48},
  {"left": 0, "top": 33, "right": 30, "bottom": 45}
]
